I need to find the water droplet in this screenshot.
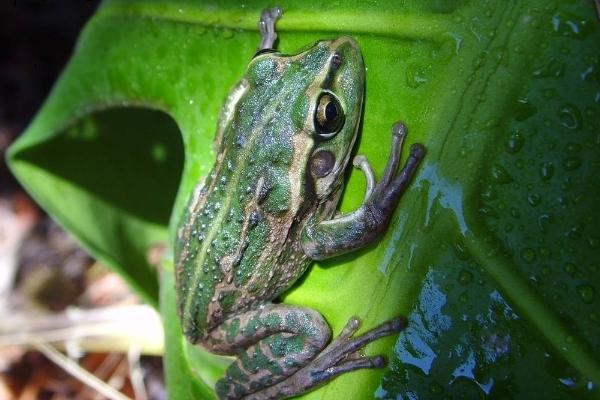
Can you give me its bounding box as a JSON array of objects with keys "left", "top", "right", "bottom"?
[
  {"left": 557, "top": 195, "right": 568, "bottom": 205},
  {"left": 481, "top": 185, "right": 497, "bottom": 200},
  {"left": 510, "top": 207, "right": 520, "bottom": 218},
  {"left": 528, "top": 193, "right": 541, "bottom": 207},
  {"left": 564, "top": 262, "right": 577, "bottom": 276},
  {"left": 514, "top": 98, "right": 537, "bottom": 121},
  {"left": 577, "top": 285, "right": 595, "bottom": 304},
  {"left": 565, "top": 335, "right": 574, "bottom": 344},
  {"left": 559, "top": 104, "right": 582, "bottom": 130},
  {"left": 543, "top": 88, "right": 557, "bottom": 98},
  {"left": 505, "top": 131, "right": 524, "bottom": 153},
  {"left": 562, "top": 157, "right": 582, "bottom": 171},
  {"left": 537, "top": 214, "right": 553, "bottom": 232},
  {"left": 521, "top": 248, "right": 536, "bottom": 263},
  {"left": 551, "top": 12, "right": 593, "bottom": 40},
  {"left": 458, "top": 270, "right": 473, "bottom": 285},
  {"left": 405, "top": 63, "right": 429, "bottom": 88},
  {"left": 566, "top": 223, "right": 584, "bottom": 239},
  {"left": 565, "top": 142, "right": 582, "bottom": 154},
  {"left": 454, "top": 239, "right": 470, "bottom": 260},
  {"left": 491, "top": 164, "right": 513, "bottom": 184},
  {"left": 539, "top": 162, "right": 555, "bottom": 180},
  {"left": 532, "top": 57, "right": 565, "bottom": 78},
  {"left": 221, "top": 28, "right": 235, "bottom": 39},
  {"left": 479, "top": 205, "right": 498, "bottom": 218},
  {"left": 541, "top": 265, "right": 551, "bottom": 276},
  {"left": 429, "top": 381, "right": 444, "bottom": 394}
]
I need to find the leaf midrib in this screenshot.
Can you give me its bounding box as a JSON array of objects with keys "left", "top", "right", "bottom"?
[{"left": 98, "top": 0, "right": 452, "bottom": 40}]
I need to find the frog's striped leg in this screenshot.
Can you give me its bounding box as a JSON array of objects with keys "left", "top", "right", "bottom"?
[
  {"left": 301, "top": 121, "right": 425, "bottom": 260},
  {"left": 244, "top": 316, "right": 408, "bottom": 400},
  {"left": 203, "top": 304, "right": 331, "bottom": 400}
]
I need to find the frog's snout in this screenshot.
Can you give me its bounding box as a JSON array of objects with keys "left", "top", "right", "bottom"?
[{"left": 326, "top": 36, "right": 363, "bottom": 71}]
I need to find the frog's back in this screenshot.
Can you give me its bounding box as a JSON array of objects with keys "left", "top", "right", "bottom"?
[{"left": 175, "top": 60, "right": 320, "bottom": 342}]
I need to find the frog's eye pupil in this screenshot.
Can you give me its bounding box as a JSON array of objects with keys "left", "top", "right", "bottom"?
[
  {"left": 325, "top": 101, "right": 338, "bottom": 121},
  {"left": 314, "top": 93, "right": 344, "bottom": 138}
]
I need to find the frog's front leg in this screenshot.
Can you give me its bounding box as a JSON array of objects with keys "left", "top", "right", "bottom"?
[
  {"left": 302, "top": 122, "right": 425, "bottom": 259},
  {"left": 206, "top": 304, "right": 330, "bottom": 400}
]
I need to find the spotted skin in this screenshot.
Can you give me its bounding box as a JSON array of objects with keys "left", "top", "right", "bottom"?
[{"left": 175, "top": 8, "right": 425, "bottom": 400}]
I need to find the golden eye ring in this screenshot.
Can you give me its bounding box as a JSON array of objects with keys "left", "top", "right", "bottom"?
[{"left": 314, "top": 92, "right": 344, "bottom": 138}]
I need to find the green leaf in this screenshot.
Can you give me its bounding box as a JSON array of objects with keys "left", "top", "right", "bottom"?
[{"left": 7, "top": 0, "right": 600, "bottom": 399}]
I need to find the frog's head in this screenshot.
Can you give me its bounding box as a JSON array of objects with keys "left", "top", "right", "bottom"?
[
  {"left": 246, "top": 36, "right": 364, "bottom": 202},
  {"left": 299, "top": 36, "right": 365, "bottom": 200}
]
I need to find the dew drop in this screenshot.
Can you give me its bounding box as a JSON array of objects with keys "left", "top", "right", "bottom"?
[
  {"left": 454, "top": 239, "right": 470, "bottom": 260},
  {"left": 491, "top": 163, "right": 513, "bottom": 184},
  {"left": 577, "top": 285, "right": 595, "bottom": 304},
  {"left": 429, "top": 381, "right": 444, "bottom": 394},
  {"left": 405, "top": 63, "right": 429, "bottom": 88},
  {"left": 559, "top": 104, "right": 582, "bottom": 130},
  {"left": 541, "top": 265, "right": 551, "bottom": 276},
  {"left": 532, "top": 58, "right": 565, "bottom": 78},
  {"left": 505, "top": 131, "right": 524, "bottom": 153},
  {"left": 565, "top": 142, "right": 582, "bottom": 153},
  {"left": 537, "top": 214, "right": 553, "bottom": 232},
  {"left": 481, "top": 185, "right": 497, "bottom": 201},
  {"left": 562, "top": 157, "right": 582, "bottom": 171},
  {"left": 479, "top": 205, "right": 498, "bottom": 218},
  {"left": 539, "top": 162, "right": 554, "bottom": 180},
  {"left": 564, "top": 262, "right": 577, "bottom": 276},
  {"left": 543, "top": 88, "right": 557, "bottom": 98},
  {"left": 521, "top": 248, "right": 536, "bottom": 263},
  {"left": 221, "top": 28, "right": 235, "bottom": 39},
  {"left": 458, "top": 270, "right": 473, "bottom": 285},
  {"left": 528, "top": 193, "right": 541, "bottom": 207},
  {"left": 566, "top": 223, "right": 584, "bottom": 239},
  {"left": 514, "top": 97, "right": 537, "bottom": 121},
  {"left": 510, "top": 207, "right": 521, "bottom": 218}
]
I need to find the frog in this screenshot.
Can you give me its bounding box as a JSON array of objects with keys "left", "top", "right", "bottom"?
[{"left": 175, "top": 7, "right": 425, "bottom": 400}]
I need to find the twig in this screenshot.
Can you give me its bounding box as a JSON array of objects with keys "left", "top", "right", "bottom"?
[{"left": 33, "top": 341, "right": 132, "bottom": 400}]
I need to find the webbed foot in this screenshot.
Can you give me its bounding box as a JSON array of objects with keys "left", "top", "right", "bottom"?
[
  {"left": 354, "top": 121, "right": 425, "bottom": 212},
  {"left": 243, "top": 316, "right": 407, "bottom": 400}
]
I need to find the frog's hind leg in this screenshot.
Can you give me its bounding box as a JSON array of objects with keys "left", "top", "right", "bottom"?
[
  {"left": 244, "top": 315, "right": 406, "bottom": 400},
  {"left": 203, "top": 304, "right": 331, "bottom": 400}
]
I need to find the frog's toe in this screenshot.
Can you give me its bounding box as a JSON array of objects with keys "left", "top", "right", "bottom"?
[
  {"left": 312, "top": 316, "right": 405, "bottom": 377},
  {"left": 391, "top": 121, "right": 408, "bottom": 139},
  {"left": 410, "top": 143, "right": 427, "bottom": 160},
  {"left": 352, "top": 156, "right": 376, "bottom": 200}
]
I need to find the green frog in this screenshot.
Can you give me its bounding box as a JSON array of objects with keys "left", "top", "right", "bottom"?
[{"left": 175, "top": 8, "right": 425, "bottom": 400}]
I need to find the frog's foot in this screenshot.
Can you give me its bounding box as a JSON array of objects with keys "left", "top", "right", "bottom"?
[
  {"left": 244, "top": 316, "right": 407, "bottom": 400},
  {"left": 258, "top": 7, "right": 282, "bottom": 51},
  {"left": 353, "top": 121, "right": 425, "bottom": 212}
]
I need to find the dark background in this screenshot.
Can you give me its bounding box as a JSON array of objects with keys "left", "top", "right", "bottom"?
[{"left": 0, "top": 0, "right": 99, "bottom": 192}]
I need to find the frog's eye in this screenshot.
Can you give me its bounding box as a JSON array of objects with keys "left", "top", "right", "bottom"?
[{"left": 314, "top": 92, "right": 344, "bottom": 138}]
